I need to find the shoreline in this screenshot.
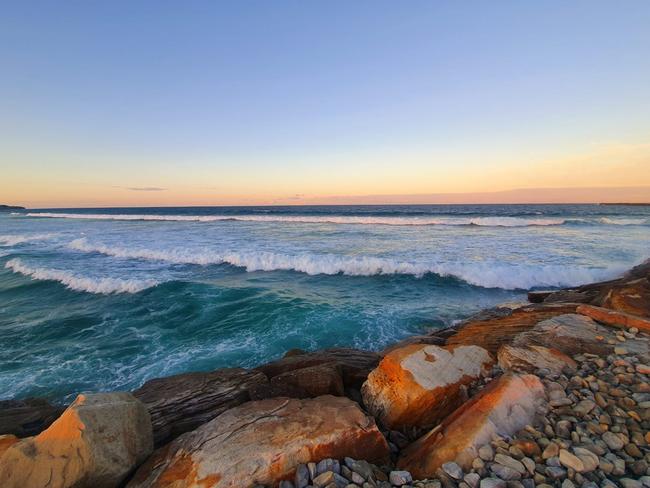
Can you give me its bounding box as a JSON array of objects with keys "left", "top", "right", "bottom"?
[{"left": 1, "top": 260, "right": 649, "bottom": 487}]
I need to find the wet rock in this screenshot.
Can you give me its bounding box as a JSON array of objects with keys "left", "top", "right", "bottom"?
[
  {"left": 0, "top": 392, "right": 153, "bottom": 488},
  {"left": 256, "top": 348, "right": 381, "bottom": 389},
  {"left": 271, "top": 364, "right": 345, "bottom": 398},
  {"left": 0, "top": 397, "right": 64, "bottom": 438},
  {"left": 361, "top": 344, "right": 492, "bottom": 430},
  {"left": 133, "top": 367, "right": 267, "bottom": 446}
]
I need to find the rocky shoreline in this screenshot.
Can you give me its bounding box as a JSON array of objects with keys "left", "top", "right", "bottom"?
[{"left": 1, "top": 261, "right": 650, "bottom": 487}]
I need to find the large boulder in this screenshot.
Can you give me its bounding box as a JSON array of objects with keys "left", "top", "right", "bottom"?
[
  {"left": 0, "top": 397, "right": 64, "bottom": 437},
  {"left": 132, "top": 367, "right": 268, "bottom": 446},
  {"left": 0, "top": 392, "right": 153, "bottom": 488},
  {"left": 397, "top": 374, "right": 546, "bottom": 478},
  {"left": 497, "top": 345, "right": 577, "bottom": 375},
  {"left": 256, "top": 347, "right": 381, "bottom": 389},
  {"left": 269, "top": 363, "right": 345, "bottom": 397},
  {"left": 576, "top": 304, "right": 650, "bottom": 333},
  {"left": 445, "top": 303, "right": 579, "bottom": 354},
  {"left": 361, "top": 344, "right": 493, "bottom": 430},
  {"left": 0, "top": 435, "right": 18, "bottom": 457},
  {"left": 514, "top": 313, "right": 650, "bottom": 358},
  {"left": 127, "top": 395, "right": 389, "bottom": 488}
]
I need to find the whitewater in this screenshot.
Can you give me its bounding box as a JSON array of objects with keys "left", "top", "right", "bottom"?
[{"left": 1, "top": 203, "right": 649, "bottom": 401}]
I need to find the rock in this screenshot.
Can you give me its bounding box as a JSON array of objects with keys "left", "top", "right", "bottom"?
[
  {"left": 573, "top": 399, "right": 596, "bottom": 416},
  {"left": 479, "top": 478, "right": 506, "bottom": 488},
  {"left": 493, "top": 453, "right": 526, "bottom": 474},
  {"left": 445, "top": 303, "right": 579, "bottom": 354},
  {"left": 464, "top": 472, "right": 480, "bottom": 488},
  {"left": 478, "top": 444, "right": 494, "bottom": 461},
  {"left": 132, "top": 367, "right": 268, "bottom": 446},
  {"left": 389, "top": 470, "right": 413, "bottom": 486},
  {"left": 295, "top": 464, "right": 310, "bottom": 488},
  {"left": 127, "top": 396, "right": 389, "bottom": 488},
  {"left": 441, "top": 461, "right": 463, "bottom": 479},
  {"left": 397, "top": 374, "right": 546, "bottom": 478},
  {"left": 512, "top": 314, "right": 618, "bottom": 356},
  {"left": 270, "top": 364, "right": 345, "bottom": 398},
  {"left": 558, "top": 449, "right": 584, "bottom": 472},
  {"left": 257, "top": 348, "right": 381, "bottom": 389},
  {"left": 0, "top": 434, "right": 18, "bottom": 457},
  {"left": 497, "top": 345, "right": 577, "bottom": 374},
  {"left": 571, "top": 447, "right": 598, "bottom": 472},
  {"left": 0, "top": 397, "right": 64, "bottom": 437},
  {"left": 577, "top": 304, "right": 650, "bottom": 333},
  {"left": 0, "top": 392, "right": 153, "bottom": 488},
  {"left": 601, "top": 431, "right": 625, "bottom": 450},
  {"left": 361, "top": 344, "right": 493, "bottom": 429}
]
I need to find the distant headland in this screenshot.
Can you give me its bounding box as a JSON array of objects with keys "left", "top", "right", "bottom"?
[
  {"left": 0, "top": 204, "right": 25, "bottom": 211},
  {"left": 600, "top": 202, "right": 650, "bottom": 206}
]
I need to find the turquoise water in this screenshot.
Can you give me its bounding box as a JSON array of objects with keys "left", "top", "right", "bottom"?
[{"left": 1, "top": 204, "right": 649, "bottom": 402}]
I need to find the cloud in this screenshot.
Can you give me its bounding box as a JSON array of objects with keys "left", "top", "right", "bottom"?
[{"left": 126, "top": 187, "right": 167, "bottom": 192}]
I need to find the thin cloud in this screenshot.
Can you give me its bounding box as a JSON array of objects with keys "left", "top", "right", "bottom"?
[{"left": 126, "top": 187, "right": 167, "bottom": 192}]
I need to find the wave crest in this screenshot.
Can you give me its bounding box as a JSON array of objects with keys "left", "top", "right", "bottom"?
[
  {"left": 0, "top": 233, "right": 57, "bottom": 246},
  {"left": 28, "top": 212, "right": 570, "bottom": 227},
  {"left": 69, "top": 238, "right": 625, "bottom": 290},
  {"left": 4, "top": 258, "right": 159, "bottom": 294}
]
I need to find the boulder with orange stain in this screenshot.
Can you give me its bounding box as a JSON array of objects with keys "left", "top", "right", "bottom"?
[
  {"left": 127, "top": 395, "right": 389, "bottom": 488},
  {"left": 361, "top": 344, "right": 493, "bottom": 431},
  {"left": 0, "top": 435, "right": 18, "bottom": 457},
  {"left": 397, "top": 374, "right": 546, "bottom": 478},
  {"left": 576, "top": 304, "right": 650, "bottom": 333},
  {"left": 0, "top": 392, "right": 153, "bottom": 488},
  {"left": 497, "top": 344, "right": 577, "bottom": 375}
]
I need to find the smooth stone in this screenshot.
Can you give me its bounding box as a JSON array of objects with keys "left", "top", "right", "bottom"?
[{"left": 388, "top": 471, "right": 413, "bottom": 486}]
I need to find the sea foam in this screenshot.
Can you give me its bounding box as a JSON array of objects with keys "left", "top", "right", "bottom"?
[
  {"left": 0, "top": 233, "right": 57, "bottom": 246},
  {"left": 4, "top": 258, "right": 159, "bottom": 294},
  {"left": 29, "top": 212, "right": 569, "bottom": 227},
  {"left": 69, "top": 238, "right": 625, "bottom": 290}
]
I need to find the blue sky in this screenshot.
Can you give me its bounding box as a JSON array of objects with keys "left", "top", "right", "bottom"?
[{"left": 2, "top": 1, "right": 650, "bottom": 206}]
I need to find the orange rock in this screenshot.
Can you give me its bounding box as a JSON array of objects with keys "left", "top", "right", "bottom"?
[
  {"left": 593, "top": 277, "right": 650, "bottom": 317},
  {"left": 397, "top": 374, "right": 546, "bottom": 478},
  {"left": 576, "top": 304, "right": 650, "bottom": 334},
  {"left": 0, "top": 392, "right": 153, "bottom": 488},
  {"left": 497, "top": 345, "right": 577, "bottom": 375},
  {"left": 270, "top": 363, "right": 345, "bottom": 397},
  {"left": 511, "top": 439, "right": 541, "bottom": 457},
  {"left": 127, "top": 396, "right": 389, "bottom": 488},
  {"left": 0, "top": 435, "right": 18, "bottom": 457},
  {"left": 446, "top": 303, "right": 579, "bottom": 354},
  {"left": 361, "top": 344, "right": 493, "bottom": 430}
]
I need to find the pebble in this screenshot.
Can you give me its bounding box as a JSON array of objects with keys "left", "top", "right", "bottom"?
[
  {"left": 388, "top": 471, "right": 412, "bottom": 486},
  {"left": 441, "top": 461, "right": 463, "bottom": 480}
]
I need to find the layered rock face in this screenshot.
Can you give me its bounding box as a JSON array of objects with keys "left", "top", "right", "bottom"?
[
  {"left": 445, "top": 303, "right": 579, "bottom": 354},
  {"left": 256, "top": 347, "right": 381, "bottom": 389},
  {"left": 513, "top": 313, "right": 649, "bottom": 357},
  {"left": 397, "top": 374, "right": 546, "bottom": 478},
  {"left": 0, "top": 392, "right": 153, "bottom": 488},
  {"left": 577, "top": 303, "right": 650, "bottom": 333},
  {"left": 0, "top": 397, "right": 63, "bottom": 437},
  {"left": 497, "top": 344, "right": 577, "bottom": 375},
  {"left": 133, "top": 367, "right": 267, "bottom": 446},
  {"left": 361, "top": 344, "right": 493, "bottom": 430},
  {"left": 127, "top": 395, "right": 389, "bottom": 488}
]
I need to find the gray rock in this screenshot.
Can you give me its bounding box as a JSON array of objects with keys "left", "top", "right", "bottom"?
[
  {"left": 601, "top": 431, "right": 625, "bottom": 450},
  {"left": 295, "top": 464, "right": 310, "bottom": 488},
  {"left": 479, "top": 444, "right": 495, "bottom": 461},
  {"left": 545, "top": 466, "right": 567, "bottom": 480},
  {"left": 441, "top": 461, "right": 463, "bottom": 480},
  {"left": 619, "top": 480, "right": 643, "bottom": 488},
  {"left": 494, "top": 453, "right": 526, "bottom": 474},
  {"left": 388, "top": 470, "right": 413, "bottom": 486},
  {"left": 279, "top": 481, "right": 295, "bottom": 488},
  {"left": 317, "top": 459, "right": 341, "bottom": 476},
  {"left": 480, "top": 478, "right": 507, "bottom": 488},
  {"left": 490, "top": 463, "right": 521, "bottom": 481},
  {"left": 464, "top": 472, "right": 480, "bottom": 488}
]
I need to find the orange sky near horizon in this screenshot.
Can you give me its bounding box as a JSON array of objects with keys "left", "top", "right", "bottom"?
[{"left": 3, "top": 142, "right": 650, "bottom": 208}]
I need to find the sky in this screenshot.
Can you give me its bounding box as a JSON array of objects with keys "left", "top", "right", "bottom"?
[{"left": 1, "top": 1, "right": 650, "bottom": 207}]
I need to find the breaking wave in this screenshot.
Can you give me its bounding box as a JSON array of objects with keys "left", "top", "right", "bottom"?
[
  {"left": 69, "top": 238, "right": 625, "bottom": 289},
  {"left": 28, "top": 212, "right": 569, "bottom": 227},
  {"left": 0, "top": 233, "right": 57, "bottom": 246},
  {"left": 4, "top": 258, "right": 159, "bottom": 294}
]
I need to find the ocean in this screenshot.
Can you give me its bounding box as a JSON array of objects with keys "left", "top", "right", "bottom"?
[{"left": 1, "top": 204, "right": 649, "bottom": 403}]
